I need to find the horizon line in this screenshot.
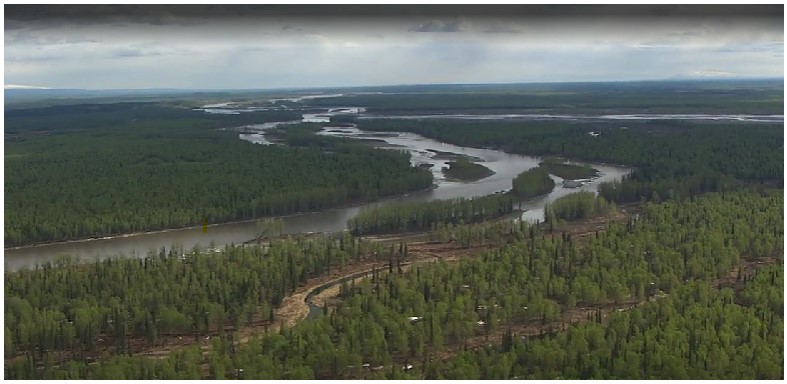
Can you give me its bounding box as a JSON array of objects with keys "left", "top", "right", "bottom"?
[{"left": 5, "top": 76, "right": 785, "bottom": 92}]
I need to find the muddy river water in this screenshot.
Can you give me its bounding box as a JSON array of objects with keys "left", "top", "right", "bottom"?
[{"left": 5, "top": 107, "right": 637, "bottom": 271}]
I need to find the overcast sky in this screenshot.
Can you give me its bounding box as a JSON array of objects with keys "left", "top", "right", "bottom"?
[{"left": 4, "top": 5, "right": 784, "bottom": 89}]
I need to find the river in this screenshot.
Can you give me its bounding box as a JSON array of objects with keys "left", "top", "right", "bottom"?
[
  {"left": 360, "top": 113, "right": 784, "bottom": 123},
  {"left": 4, "top": 108, "right": 630, "bottom": 272}
]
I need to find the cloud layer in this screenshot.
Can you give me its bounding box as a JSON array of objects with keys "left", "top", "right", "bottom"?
[{"left": 4, "top": 5, "right": 783, "bottom": 89}]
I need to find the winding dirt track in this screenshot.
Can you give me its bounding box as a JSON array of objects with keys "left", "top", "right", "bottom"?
[
  {"left": 23, "top": 205, "right": 780, "bottom": 378},
  {"left": 34, "top": 210, "right": 633, "bottom": 363},
  {"left": 132, "top": 241, "right": 491, "bottom": 359},
  {"left": 135, "top": 206, "right": 637, "bottom": 359},
  {"left": 274, "top": 241, "right": 491, "bottom": 332}
]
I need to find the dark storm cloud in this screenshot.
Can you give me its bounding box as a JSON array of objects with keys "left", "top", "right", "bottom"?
[
  {"left": 5, "top": 30, "right": 99, "bottom": 45},
  {"left": 483, "top": 24, "right": 523, "bottom": 34},
  {"left": 4, "top": 5, "right": 783, "bottom": 89},
  {"left": 281, "top": 25, "right": 302, "bottom": 32},
  {"left": 6, "top": 4, "right": 782, "bottom": 23},
  {"left": 409, "top": 19, "right": 467, "bottom": 33},
  {"left": 668, "top": 31, "right": 703, "bottom": 38}
]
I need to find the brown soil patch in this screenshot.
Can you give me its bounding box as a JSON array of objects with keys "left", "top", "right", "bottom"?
[{"left": 12, "top": 208, "right": 636, "bottom": 374}]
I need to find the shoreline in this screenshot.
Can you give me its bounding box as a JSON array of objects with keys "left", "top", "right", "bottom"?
[
  {"left": 6, "top": 122, "right": 633, "bottom": 253},
  {"left": 4, "top": 184, "right": 439, "bottom": 252}
]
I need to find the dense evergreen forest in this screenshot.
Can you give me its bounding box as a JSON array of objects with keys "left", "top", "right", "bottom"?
[
  {"left": 347, "top": 194, "right": 515, "bottom": 236},
  {"left": 441, "top": 158, "right": 495, "bottom": 182},
  {"left": 511, "top": 166, "right": 555, "bottom": 198},
  {"left": 355, "top": 119, "right": 783, "bottom": 203},
  {"left": 4, "top": 104, "right": 432, "bottom": 246},
  {"left": 539, "top": 159, "right": 599, "bottom": 180},
  {"left": 545, "top": 191, "right": 615, "bottom": 225},
  {"left": 306, "top": 80, "right": 784, "bottom": 114},
  {"left": 4, "top": 84, "right": 783, "bottom": 380},
  {"left": 4, "top": 102, "right": 299, "bottom": 136},
  {"left": 428, "top": 270, "right": 783, "bottom": 379},
  {"left": 4, "top": 233, "right": 404, "bottom": 360},
  {"left": 266, "top": 123, "right": 351, "bottom": 149},
  {"left": 6, "top": 190, "right": 782, "bottom": 379}
]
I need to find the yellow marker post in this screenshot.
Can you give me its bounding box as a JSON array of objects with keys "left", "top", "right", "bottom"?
[{"left": 202, "top": 218, "right": 208, "bottom": 233}]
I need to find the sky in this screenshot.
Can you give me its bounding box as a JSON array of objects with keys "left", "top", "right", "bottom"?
[{"left": 4, "top": 5, "right": 784, "bottom": 90}]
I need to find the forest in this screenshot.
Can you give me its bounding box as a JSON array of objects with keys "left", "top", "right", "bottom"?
[
  {"left": 4, "top": 233, "right": 405, "bottom": 360},
  {"left": 4, "top": 84, "right": 784, "bottom": 380},
  {"left": 354, "top": 118, "right": 783, "bottom": 204},
  {"left": 441, "top": 159, "right": 495, "bottom": 182},
  {"left": 5, "top": 190, "right": 782, "bottom": 379},
  {"left": 511, "top": 166, "right": 555, "bottom": 198},
  {"left": 305, "top": 80, "right": 784, "bottom": 115},
  {"left": 545, "top": 191, "right": 616, "bottom": 225},
  {"left": 347, "top": 193, "right": 515, "bottom": 236},
  {"left": 4, "top": 104, "right": 433, "bottom": 246},
  {"left": 426, "top": 270, "right": 783, "bottom": 379},
  {"left": 538, "top": 159, "right": 599, "bottom": 180},
  {"left": 4, "top": 102, "right": 299, "bottom": 136}
]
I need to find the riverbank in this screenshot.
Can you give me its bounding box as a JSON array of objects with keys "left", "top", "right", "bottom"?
[
  {"left": 539, "top": 160, "right": 600, "bottom": 180},
  {"left": 134, "top": 205, "right": 641, "bottom": 361},
  {"left": 4, "top": 184, "right": 439, "bottom": 251},
  {"left": 427, "top": 149, "right": 486, "bottom": 162},
  {"left": 442, "top": 160, "right": 496, "bottom": 182},
  {"left": 5, "top": 118, "right": 631, "bottom": 271},
  {"left": 511, "top": 166, "right": 556, "bottom": 199}
]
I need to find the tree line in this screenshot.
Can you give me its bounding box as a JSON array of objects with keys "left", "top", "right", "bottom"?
[
  {"left": 427, "top": 268, "right": 782, "bottom": 379},
  {"left": 441, "top": 159, "right": 495, "bottom": 182},
  {"left": 354, "top": 119, "right": 783, "bottom": 204},
  {"left": 348, "top": 194, "right": 515, "bottom": 236},
  {"left": 511, "top": 166, "right": 555, "bottom": 199},
  {"left": 5, "top": 107, "right": 433, "bottom": 246},
  {"left": 309, "top": 82, "right": 783, "bottom": 115},
  {"left": 4, "top": 232, "right": 409, "bottom": 362},
  {"left": 539, "top": 159, "right": 598, "bottom": 180},
  {"left": 544, "top": 191, "right": 615, "bottom": 226},
  {"left": 7, "top": 190, "right": 781, "bottom": 379}
]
